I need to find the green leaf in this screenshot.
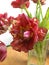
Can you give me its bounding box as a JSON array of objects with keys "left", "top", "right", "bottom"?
[
  {"left": 23, "top": 6, "right": 32, "bottom": 18},
  {"left": 42, "top": 32, "right": 49, "bottom": 46},
  {"left": 39, "top": 8, "right": 49, "bottom": 30},
  {"left": 36, "top": 0, "right": 43, "bottom": 22}
]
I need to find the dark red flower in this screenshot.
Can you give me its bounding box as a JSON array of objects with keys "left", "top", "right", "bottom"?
[
  {"left": 0, "top": 13, "right": 8, "bottom": 34},
  {"left": 0, "top": 41, "right": 7, "bottom": 61},
  {"left": 0, "top": 13, "right": 15, "bottom": 34},
  {"left": 11, "top": 0, "right": 30, "bottom": 8},
  {"left": 32, "top": 0, "right": 46, "bottom": 5},
  {"left": 10, "top": 13, "right": 39, "bottom": 52}
]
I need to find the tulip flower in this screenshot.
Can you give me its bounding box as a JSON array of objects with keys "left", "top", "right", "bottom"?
[{"left": 0, "top": 41, "right": 7, "bottom": 61}]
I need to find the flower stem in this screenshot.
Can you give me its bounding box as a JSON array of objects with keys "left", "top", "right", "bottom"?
[
  {"left": 36, "top": 0, "right": 43, "bottom": 22},
  {"left": 37, "top": 56, "right": 45, "bottom": 65},
  {"left": 27, "top": 51, "right": 30, "bottom": 65},
  {"left": 27, "top": 50, "right": 33, "bottom": 65},
  {"left": 23, "top": 6, "right": 33, "bottom": 18}
]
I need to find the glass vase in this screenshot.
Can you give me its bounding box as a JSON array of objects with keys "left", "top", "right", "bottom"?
[{"left": 27, "top": 41, "right": 48, "bottom": 65}]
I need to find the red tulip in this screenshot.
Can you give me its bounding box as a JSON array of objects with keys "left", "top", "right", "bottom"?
[
  {"left": 10, "top": 13, "right": 47, "bottom": 52},
  {"left": 32, "top": 0, "right": 46, "bottom": 5},
  {"left": 0, "top": 41, "right": 7, "bottom": 61},
  {"left": 11, "top": 0, "right": 30, "bottom": 8},
  {"left": 0, "top": 13, "right": 15, "bottom": 34},
  {"left": 10, "top": 13, "right": 39, "bottom": 52}
]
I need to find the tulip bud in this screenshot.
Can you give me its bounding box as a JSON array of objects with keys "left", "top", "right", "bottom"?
[{"left": 0, "top": 41, "right": 7, "bottom": 62}]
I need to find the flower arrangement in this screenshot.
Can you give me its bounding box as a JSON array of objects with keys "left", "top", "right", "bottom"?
[{"left": 0, "top": 0, "right": 49, "bottom": 65}]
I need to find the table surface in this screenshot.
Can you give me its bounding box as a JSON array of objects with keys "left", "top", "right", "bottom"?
[{"left": 0, "top": 47, "right": 49, "bottom": 65}]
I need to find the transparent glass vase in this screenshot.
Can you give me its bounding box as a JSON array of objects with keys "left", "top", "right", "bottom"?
[{"left": 27, "top": 41, "right": 48, "bottom": 65}]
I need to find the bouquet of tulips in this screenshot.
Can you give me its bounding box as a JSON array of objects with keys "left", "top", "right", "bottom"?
[{"left": 0, "top": 0, "right": 49, "bottom": 65}]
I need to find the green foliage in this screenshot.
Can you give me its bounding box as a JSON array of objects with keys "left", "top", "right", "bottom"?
[
  {"left": 44, "top": 32, "right": 49, "bottom": 41},
  {"left": 39, "top": 8, "right": 49, "bottom": 30}
]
